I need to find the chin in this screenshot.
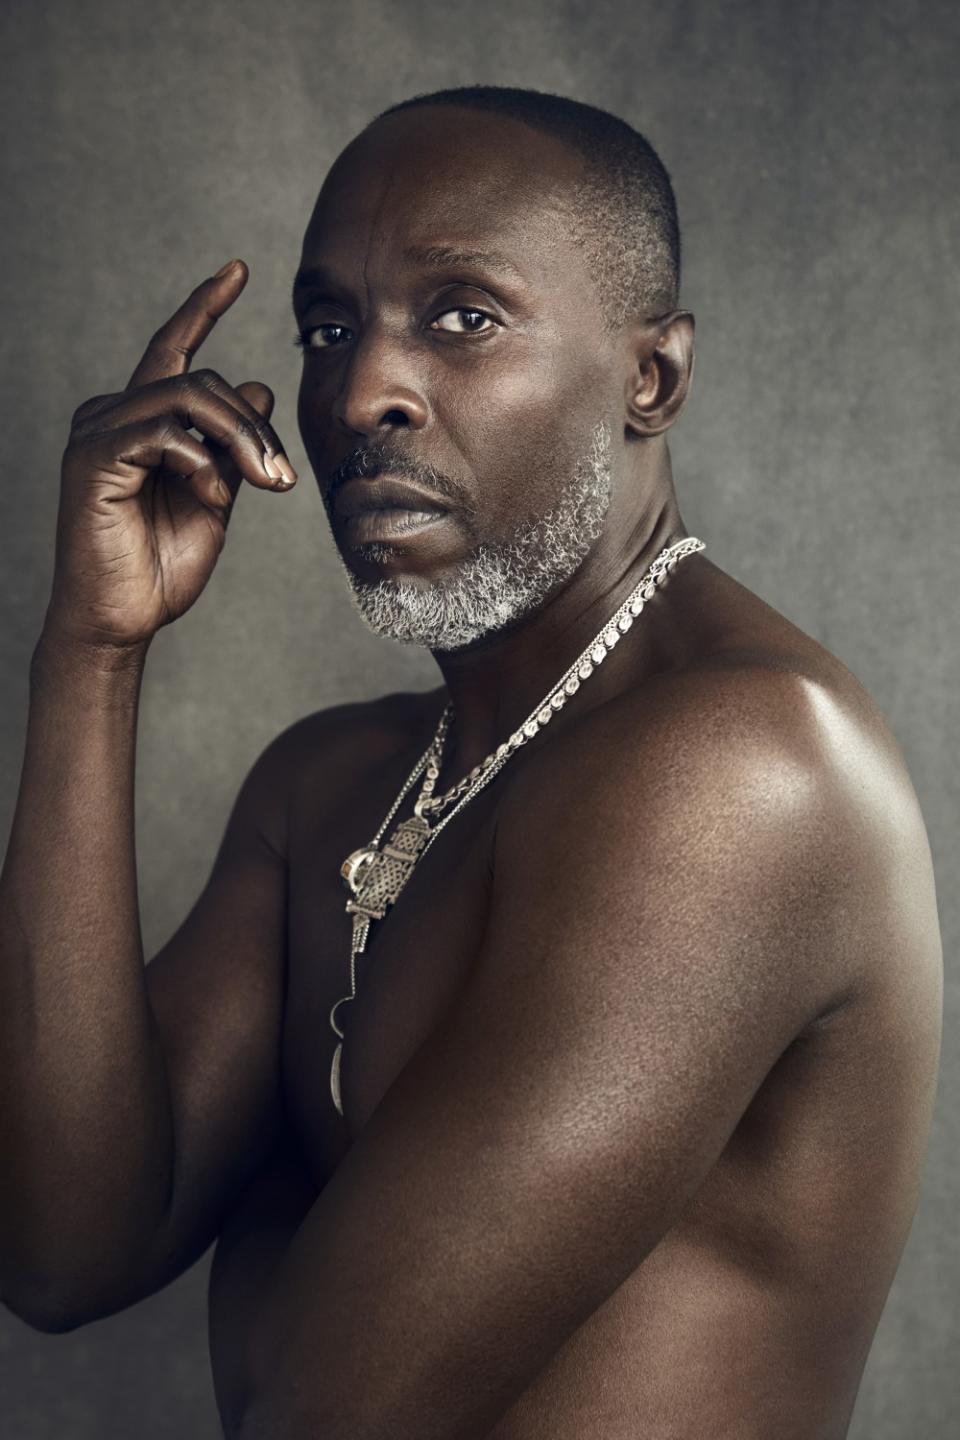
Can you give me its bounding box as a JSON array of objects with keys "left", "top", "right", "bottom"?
[
  {"left": 339, "top": 545, "right": 548, "bottom": 653},
  {"left": 334, "top": 523, "right": 471, "bottom": 588}
]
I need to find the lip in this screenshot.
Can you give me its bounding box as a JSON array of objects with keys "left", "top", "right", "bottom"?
[
  {"left": 336, "top": 509, "right": 452, "bottom": 545},
  {"left": 332, "top": 474, "right": 452, "bottom": 521}
]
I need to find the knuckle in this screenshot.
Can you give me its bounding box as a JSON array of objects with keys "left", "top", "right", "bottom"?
[
  {"left": 196, "top": 456, "right": 221, "bottom": 483},
  {"left": 62, "top": 429, "right": 108, "bottom": 472},
  {"left": 146, "top": 325, "right": 187, "bottom": 363},
  {"left": 243, "top": 417, "right": 274, "bottom": 458},
  {"left": 61, "top": 436, "right": 87, "bottom": 469},
  {"left": 150, "top": 414, "right": 181, "bottom": 447},
  {"left": 171, "top": 373, "right": 195, "bottom": 407},
  {"left": 70, "top": 393, "right": 119, "bottom": 430},
  {"left": 191, "top": 367, "right": 221, "bottom": 390},
  {"left": 233, "top": 410, "right": 260, "bottom": 445}
]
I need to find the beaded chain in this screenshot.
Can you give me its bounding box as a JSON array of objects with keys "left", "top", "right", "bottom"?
[
  {"left": 413, "top": 535, "right": 705, "bottom": 856},
  {"left": 329, "top": 535, "right": 704, "bottom": 1113}
]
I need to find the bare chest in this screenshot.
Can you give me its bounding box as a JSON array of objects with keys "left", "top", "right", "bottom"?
[{"left": 281, "top": 780, "right": 499, "bottom": 1183}]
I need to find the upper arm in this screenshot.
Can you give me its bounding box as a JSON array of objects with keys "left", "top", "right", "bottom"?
[
  {"left": 131, "top": 720, "right": 298, "bottom": 1301},
  {"left": 241, "top": 672, "right": 852, "bottom": 1440}
]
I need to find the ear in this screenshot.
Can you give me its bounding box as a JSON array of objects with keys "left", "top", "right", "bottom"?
[{"left": 624, "top": 310, "right": 695, "bottom": 438}]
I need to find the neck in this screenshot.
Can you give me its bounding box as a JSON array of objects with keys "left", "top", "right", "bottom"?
[{"left": 429, "top": 468, "right": 689, "bottom": 783}]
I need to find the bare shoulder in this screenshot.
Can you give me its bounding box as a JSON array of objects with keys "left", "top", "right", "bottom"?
[
  {"left": 497, "top": 643, "right": 941, "bottom": 1029},
  {"left": 260, "top": 685, "right": 442, "bottom": 772},
  {"left": 508, "top": 643, "right": 923, "bottom": 853},
  {"left": 236, "top": 685, "right": 445, "bottom": 848}
]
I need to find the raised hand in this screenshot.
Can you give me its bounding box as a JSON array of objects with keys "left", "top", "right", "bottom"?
[{"left": 45, "top": 259, "right": 297, "bottom": 653}]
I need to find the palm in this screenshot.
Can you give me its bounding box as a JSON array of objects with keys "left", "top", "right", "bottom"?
[{"left": 141, "top": 467, "right": 229, "bottom": 627}]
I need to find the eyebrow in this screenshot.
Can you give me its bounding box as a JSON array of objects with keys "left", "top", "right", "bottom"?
[
  {"left": 291, "top": 265, "right": 342, "bottom": 310},
  {"left": 400, "top": 244, "right": 526, "bottom": 279},
  {"left": 291, "top": 244, "right": 526, "bottom": 309}
]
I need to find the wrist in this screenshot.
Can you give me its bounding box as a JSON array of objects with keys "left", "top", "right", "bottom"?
[{"left": 31, "top": 622, "right": 150, "bottom": 696}]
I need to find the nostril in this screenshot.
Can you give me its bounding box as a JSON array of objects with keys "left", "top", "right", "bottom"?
[{"left": 380, "top": 409, "right": 409, "bottom": 426}]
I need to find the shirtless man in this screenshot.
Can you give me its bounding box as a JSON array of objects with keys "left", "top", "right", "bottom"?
[{"left": 0, "top": 86, "right": 943, "bottom": 1440}]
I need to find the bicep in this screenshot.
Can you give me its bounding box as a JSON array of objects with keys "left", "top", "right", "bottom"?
[{"left": 133, "top": 731, "right": 291, "bottom": 1299}]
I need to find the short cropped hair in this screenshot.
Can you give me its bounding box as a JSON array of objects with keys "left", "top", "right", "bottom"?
[{"left": 374, "top": 85, "right": 680, "bottom": 330}]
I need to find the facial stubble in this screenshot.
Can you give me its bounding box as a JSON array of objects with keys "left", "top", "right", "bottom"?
[{"left": 336, "top": 420, "right": 614, "bottom": 652}]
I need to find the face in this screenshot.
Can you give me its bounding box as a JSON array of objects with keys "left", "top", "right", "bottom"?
[{"left": 292, "top": 106, "right": 625, "bottom": 649}]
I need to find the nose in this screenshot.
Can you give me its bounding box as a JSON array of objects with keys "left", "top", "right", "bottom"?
[{"left": 331, "top": 324, "right": 430, "bottom": 437}]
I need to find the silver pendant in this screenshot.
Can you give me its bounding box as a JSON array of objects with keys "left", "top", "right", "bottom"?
[
  {"left": 330, "top": 1041, "right": 343, "bottom": 1115},
  {"left": 344, "top": 814, "right": 432, "bottom": 922},
  {"left": 331, "top": 814, "right": 433, "bottom": 1116},
  {"left": 340, "top": 847, "right": 378, "bottom": 895}
]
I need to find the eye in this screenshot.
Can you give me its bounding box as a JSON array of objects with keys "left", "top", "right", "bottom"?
[
  {"left": 292, "top": 324, "right": 353, "bottom": 350},
  {"left": 429, "top": 308, "right": 498, "bottom": 336}
]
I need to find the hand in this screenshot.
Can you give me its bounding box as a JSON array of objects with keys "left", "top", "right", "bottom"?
[{"left": 45, "top": 260, "right": 297, "bottom": 653}]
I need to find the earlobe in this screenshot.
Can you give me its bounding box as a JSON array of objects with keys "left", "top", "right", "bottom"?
[{"left": 625, "top": 310, "right": 695, "bottom": 438}]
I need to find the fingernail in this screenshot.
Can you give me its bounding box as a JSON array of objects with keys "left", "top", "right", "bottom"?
[
  {"left": 214, "top": 259, "right": 240, "bottom": 279},
  {"left": 262, "top": 452, "right": 282, "bottom": 480},
  {"left": 273, "top": 453, "right": 298, "bottom": 486}
]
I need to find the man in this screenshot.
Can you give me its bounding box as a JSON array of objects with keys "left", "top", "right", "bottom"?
[{"left": 0, "top": 85, "right": 942, "bottom": 1439}]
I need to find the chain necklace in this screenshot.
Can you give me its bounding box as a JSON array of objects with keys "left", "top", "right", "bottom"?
[{"left": 329, "top": 535, "right": 705, "bottom": 1114}]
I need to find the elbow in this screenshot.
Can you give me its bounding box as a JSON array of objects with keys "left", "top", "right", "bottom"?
[
  {"left": 0, "top": 1255, "right": 135, "bottom": 1335},
  {"left": 1, "top": 1279, "right": 91, "bottom": 1334}
]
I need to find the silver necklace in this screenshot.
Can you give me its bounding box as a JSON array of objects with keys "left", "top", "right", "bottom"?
[{"left": 329, "top": 535, "right": 705, "bottom": 1114}]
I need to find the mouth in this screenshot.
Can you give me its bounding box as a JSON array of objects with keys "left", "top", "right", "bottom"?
[
  {"left": 337, "top": 508, "right": 450, "bottom": 544},
  {"left": 331, "top": 474, "right": 455, "bottom": 547}
]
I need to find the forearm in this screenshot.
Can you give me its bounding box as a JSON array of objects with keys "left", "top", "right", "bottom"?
[{"left": 0, "top": 625, "right": 174, "bottom": 1321}]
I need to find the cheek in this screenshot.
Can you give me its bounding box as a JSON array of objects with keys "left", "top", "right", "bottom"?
[
  {"left": 297, "top": 369, "right": 343, "bottom": 476},
  {"left": 296, "top": 374, "right": 322, "bottom": 453},
  {"left": 443, "top": 337, "right": 609, "bottom": 522}
]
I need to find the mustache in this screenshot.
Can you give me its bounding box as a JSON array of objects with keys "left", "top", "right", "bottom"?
[{"left": 326, "top": 444, "right": 469, "bottom": 511}]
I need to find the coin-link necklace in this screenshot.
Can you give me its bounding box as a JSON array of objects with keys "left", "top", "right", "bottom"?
[{"left": 329, "top": 535, "right": 705, "bottom": 1114}]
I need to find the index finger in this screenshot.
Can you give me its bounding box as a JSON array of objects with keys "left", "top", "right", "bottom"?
[{"left": 125, "top": 259, "right": 248, "bottom": 391}]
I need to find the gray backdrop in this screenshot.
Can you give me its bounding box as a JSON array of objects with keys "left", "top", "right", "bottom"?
[{"left": 1, "top": 0, "right": 956, "bottom": 1434}]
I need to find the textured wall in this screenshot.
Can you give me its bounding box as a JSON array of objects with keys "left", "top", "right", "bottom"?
[{"left": 1, "top": 0, "right": 956, "bottom": 1434}]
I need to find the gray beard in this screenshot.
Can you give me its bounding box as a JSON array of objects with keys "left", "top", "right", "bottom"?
[{"left": 339, "top": 421, "right": 613, "bottom": 652}]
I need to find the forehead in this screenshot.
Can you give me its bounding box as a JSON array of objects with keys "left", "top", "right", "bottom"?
[{"left": 298, "top": 106, "right": 587, "bottom": 288}]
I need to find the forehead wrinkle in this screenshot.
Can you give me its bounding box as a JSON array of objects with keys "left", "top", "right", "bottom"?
[
  {"left": 355, "top": 131, "right": 424, "bottom": 312},
  {"left": 302, "top": 132, "right": 412, "bottom": 318},
  {"left": 401, "top": 244, "right": 528, "bottom": 282},
  {"left": 295, "top": 127, "right": 586, "bottom": 313}
]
